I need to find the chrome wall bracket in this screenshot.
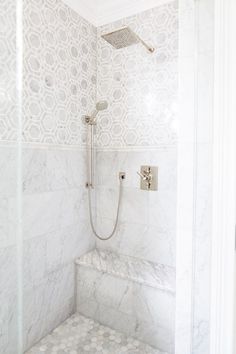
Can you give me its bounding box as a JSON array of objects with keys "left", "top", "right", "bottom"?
[
  {"left": 137, "top": 166, "right": 158, "bottom": 191},
  {"left": 83, "top": 115, "right": 96, "bottom": 125}
]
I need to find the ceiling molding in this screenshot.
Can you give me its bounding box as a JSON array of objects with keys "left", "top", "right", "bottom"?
[{"left": 62, "top": 0, "right": 173, "bottom": 27}]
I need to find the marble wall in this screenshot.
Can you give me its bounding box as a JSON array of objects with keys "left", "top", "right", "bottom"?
[
  {"left": 22, "top": 147, "right": 95, "bottom": 349},
  {"left": 175, "top": 1, "right": 214, "bottom": 353},
  {"left": 0, "top": 0, "right": 19, "bottom": 352},
  {"left": 192, "top": 0, "right": 214, "bottom": 352},
  {"left": 95, "top": 149, "right": 177, "bottom": 267},
  {"left": 95, "top": 1, "right": 178, "bottom": 269},
  {"left": 76, "top": 249, "right": 176, "bottom": 352},
  {"left": 22, "top": 0, "right": 97, "bottom": 350},
  {"left": 0, "top": 0, "right": 214, "bottom": 352},
  {"left": 0, "top": 147, "right": 18, "bottom": 353}
]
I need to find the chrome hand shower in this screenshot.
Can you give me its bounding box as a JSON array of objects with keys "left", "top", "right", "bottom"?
[{"left": 83, "top": 101, "right": 124, "bottom": 241}]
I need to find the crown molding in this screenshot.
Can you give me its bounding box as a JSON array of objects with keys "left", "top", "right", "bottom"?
[{"left": 62, "top": 0, "right": 173, "bottom": 27}]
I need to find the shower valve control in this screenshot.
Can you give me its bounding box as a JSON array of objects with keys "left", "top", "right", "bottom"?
[{"left": 137, "top": 166, "right": 158, "bottom": 191}]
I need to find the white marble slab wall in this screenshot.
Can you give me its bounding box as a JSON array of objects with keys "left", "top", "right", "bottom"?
[
  {"left": 95, "top": 2, "right": 178, "bottom": 269},
  {"left": 175, "top": 1, "right": 196, "bottom": 352},
  {"left": 192, "top": 0, "right": 214, "bottom": 352},
  {"left": 22, "top": 0, "right": 97, "bottom": 349},
  {"left": 175, "top": 1, "right": 214, "bottom": 353},
  {"left": 95, "top": 149, "right": 177, "bottom": 267},
  {"left": 0, "top": 147, "right": 18, "bottom": 353},
  {"left": 22, "top": 147, "right": 95, "bottom": 349},
  {"left": 77, "top": 265, "right": 175, "bottom": 352}
]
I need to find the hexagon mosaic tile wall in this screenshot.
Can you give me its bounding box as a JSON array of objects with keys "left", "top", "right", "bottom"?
[
  {"left": 23, "top": 0, "right": 97, "bottom": 146},
  {"left": 0, "top": 0, "right": 17, "bottom": 142},
  {"left": 97, "top": 1, "right": 178, "bottom": 149},
  {"left": 1, "top": 0, "right": 178, "bottom": 149}
]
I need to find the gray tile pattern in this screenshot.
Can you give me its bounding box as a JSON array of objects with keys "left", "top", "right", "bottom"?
[
  {"left": 0, "top": 0, "right": 17, "bottom": 142},
  {"left": 23, "top": 0, "right": 97, "bottom": 145},
  {"left": 26, "top": 314, "right": 166, "bottom": 354},
  {"left": 97, "top": 1, "right": 178, "bottom": 149}
]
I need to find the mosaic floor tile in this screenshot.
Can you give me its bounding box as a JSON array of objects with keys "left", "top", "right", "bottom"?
[{"left": 26, "top": 314, "right": 167, "bottom": 354}]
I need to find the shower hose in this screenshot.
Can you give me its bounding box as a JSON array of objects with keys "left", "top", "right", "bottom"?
[{"left": 87, "top": 177, "right": 123, "bottom": 241}]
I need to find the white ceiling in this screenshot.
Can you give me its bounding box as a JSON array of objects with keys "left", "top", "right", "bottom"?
[{"left": 62, "top": 0, "right": 171, "bottom": 27}]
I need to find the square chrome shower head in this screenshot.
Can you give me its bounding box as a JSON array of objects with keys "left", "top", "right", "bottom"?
[
  {"left": 101, "top": 26, "right": 155, "bottom": 53},
  {"left": 101, "top": 27, "right": 139, "bottom": 49}
]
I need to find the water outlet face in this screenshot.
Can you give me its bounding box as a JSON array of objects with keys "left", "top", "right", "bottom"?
[{"left": 119, "top": 172, "right": 126, "bottom": 180}]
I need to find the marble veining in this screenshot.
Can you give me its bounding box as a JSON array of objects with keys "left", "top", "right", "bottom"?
[
  {"left": 26, "top": 313, "right": 166, "bottom": 354},
  {"left": 76, "top": 249, "right": 175, "bottom": 293}
]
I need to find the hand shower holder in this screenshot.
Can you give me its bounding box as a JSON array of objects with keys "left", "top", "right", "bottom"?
[{"left": 83, "top": 115, "right": 96, "bottom": 125}]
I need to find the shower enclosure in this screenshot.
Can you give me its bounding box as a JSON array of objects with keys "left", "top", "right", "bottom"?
[{"left": 0, "top": 0, "right": 216, "bottom": 353}]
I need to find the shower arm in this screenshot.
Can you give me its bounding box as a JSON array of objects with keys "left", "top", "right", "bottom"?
[{"left": 133, "top": 33, "right": 155, "bottom": 53}]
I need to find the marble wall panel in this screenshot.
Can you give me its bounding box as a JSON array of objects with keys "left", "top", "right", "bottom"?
[
  {"left": 95, "top": 149, "right": 176, "bottom": 267},
  {"left": 77, "top": 265, "right": 175, "bottom": 352}
]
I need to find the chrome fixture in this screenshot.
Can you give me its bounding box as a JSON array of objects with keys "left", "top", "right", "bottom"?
[
  {"left": 137, "top": 166, "right": 158, "bottom": 191},
  {"left": 101, "top": 26, "right": 155, "bottom": 53},
  {"left": 84, "top": 101, "right": 125, "bottom": 241},
  {"left": 83, "top": 100, "right": 108, "bottom": 126}
]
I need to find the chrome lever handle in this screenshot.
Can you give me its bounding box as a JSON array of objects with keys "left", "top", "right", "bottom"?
[
  {"left": 137, "top": 166, "right": 158, "bottom": 191},
  {"left": 137, "top": 170, "right": 152, "bottom": 182},
  {"left": 137, "top": 171, "right": 144, "bottom": 179},
  {"left": 137, "top": 171, "right": 148, "bottom": 181}
]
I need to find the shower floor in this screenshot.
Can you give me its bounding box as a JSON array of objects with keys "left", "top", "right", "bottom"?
[{"left": 26, "top": 314, "right": 166, "bottom": 354}]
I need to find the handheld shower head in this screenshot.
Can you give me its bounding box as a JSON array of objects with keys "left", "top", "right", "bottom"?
[
  {"left": 83, "top": 100, "right": 109, "bottom": 125},
  {"left": 96, "top": 100, "right": 108, "bottom": 111},
  {"left": 91, "top": 100, "right": 108, "bottom": 119}
]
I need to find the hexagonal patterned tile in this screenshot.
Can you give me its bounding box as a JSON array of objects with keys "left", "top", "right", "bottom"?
[
  {"left": 22, "top": 0, "right": 97, "bottom": 145},
  {"left": 26, "top": 314, "right": 166, "bottom": 354},
  {"left": 97, "top": 1, "right": 178, "bottom": 149}
]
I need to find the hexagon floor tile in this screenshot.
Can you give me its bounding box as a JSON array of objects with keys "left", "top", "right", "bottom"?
[{"left": 25, "top": 314, "right": 167, "bottom": 354}]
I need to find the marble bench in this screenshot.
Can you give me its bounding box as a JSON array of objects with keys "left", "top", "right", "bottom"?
[{"left": 75, "top": 249, "right": 175, "bottom": 353}]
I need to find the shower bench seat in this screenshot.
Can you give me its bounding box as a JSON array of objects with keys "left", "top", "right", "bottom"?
[{"left": 75, "top": 249, "right": 175, "bottom": 354}]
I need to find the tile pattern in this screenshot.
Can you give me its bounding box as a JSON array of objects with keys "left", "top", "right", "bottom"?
[
  {"left": 26, "top": 314, "right": 165, "bottom": 354},
  {"left": 76, "top": 249, "right": 175, "bottom": 293},
  {"left": 23, "top": 0, "right": 97, "bottom": 145},
  {"left": 0, "top": 0, "right": 17, "bottom": 142},
  {"left": 96, "top": 1, "right": 178, "bottom": 149}
]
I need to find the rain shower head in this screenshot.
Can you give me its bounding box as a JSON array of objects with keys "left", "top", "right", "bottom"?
[{"left": 101, "top": 26, "right": 155, "bottom": 53}]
